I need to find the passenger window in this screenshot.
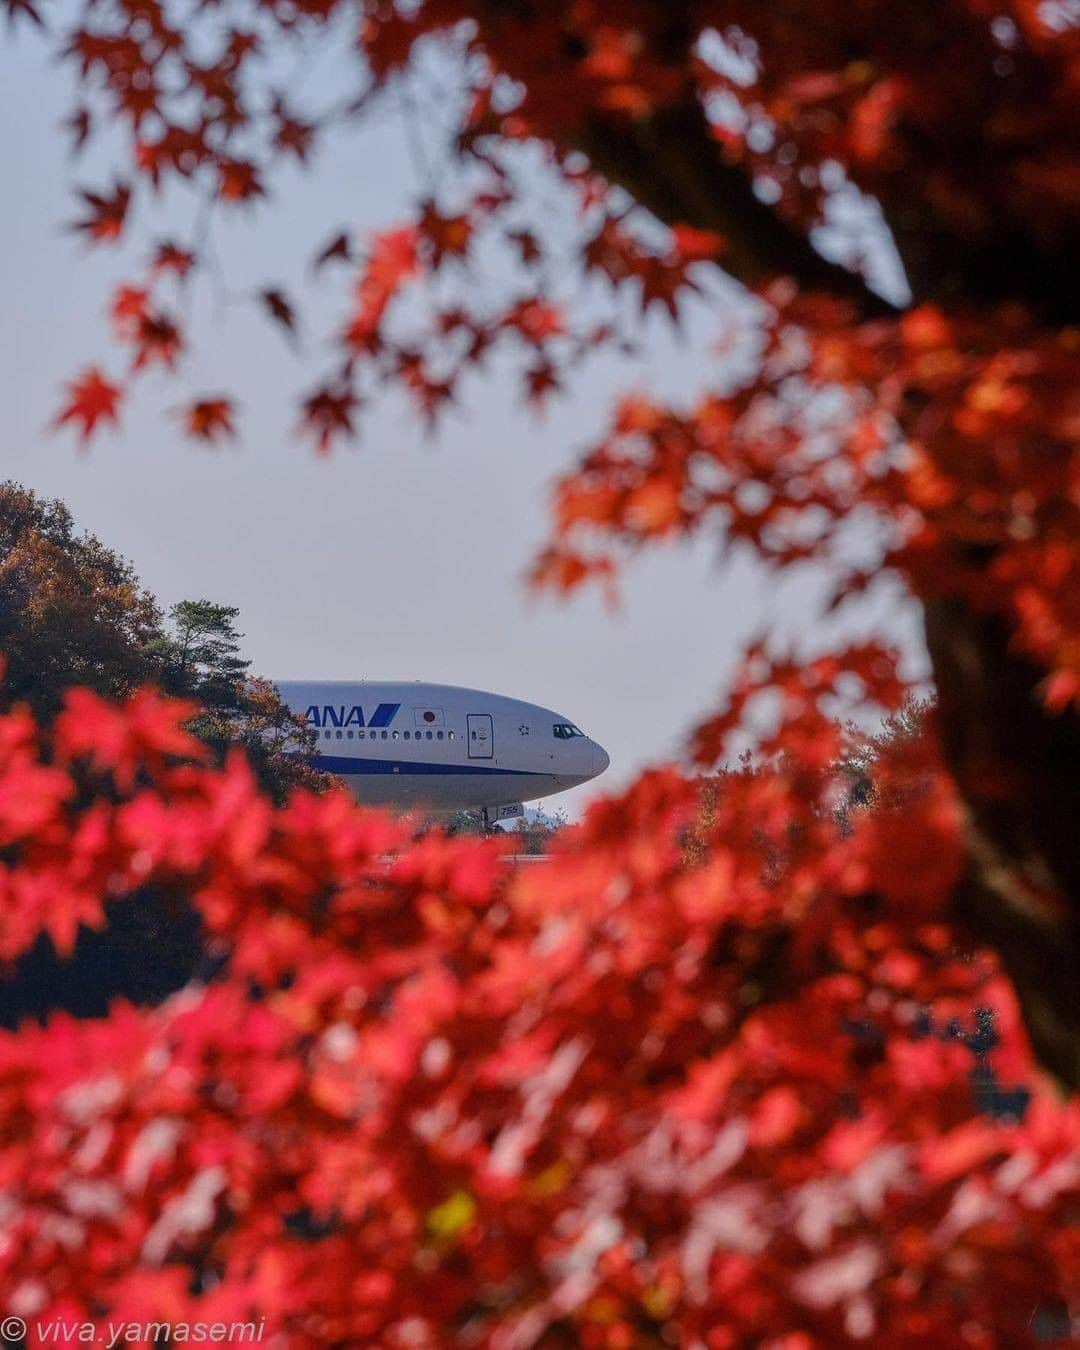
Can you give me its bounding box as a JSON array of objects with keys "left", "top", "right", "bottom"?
[
  {"left": 404, "top": 731, "right": 411, "bottom": 740},
  {"left": 437, "top": 731, "right": 443, "bottom": 740},
  {"left": 426, "top": 731, "right": 433, "bottom": 740},
  {"left": 347, "top": 730, "right": 353, "bottom": 740},
  {"left": 381, "top": 730, "right": 388, "bottom": 739},
  {"left": 392, "top": 730, "right": 399, "bottom": 739}
]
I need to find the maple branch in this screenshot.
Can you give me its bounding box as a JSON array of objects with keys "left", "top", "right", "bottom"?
[{"left": 573, "top": 95, "right": 899, "bottom": 318}]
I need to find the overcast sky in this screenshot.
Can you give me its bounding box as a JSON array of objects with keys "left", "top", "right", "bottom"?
[{"left": 0, "top": 25, "right": 925, "bottom": 814}]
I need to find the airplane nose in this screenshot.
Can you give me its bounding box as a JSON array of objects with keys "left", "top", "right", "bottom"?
[{"left": 592, "top": 742, "right": 610, "bottom": 777}]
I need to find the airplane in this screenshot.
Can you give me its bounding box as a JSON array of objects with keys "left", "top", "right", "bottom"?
[{"left": 276, "top": 680, "right": 610, "bottom": 823}]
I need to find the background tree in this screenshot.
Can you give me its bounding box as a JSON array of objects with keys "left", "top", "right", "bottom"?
[
  {"left": 149, "top": 600, "right": 325, "bottom": 803},
  {"left": 0, "top": 483, "right": 322, "bottom": 802},
  {"left": 150, "top": 600, "right": 251, "bottom": 705},
  {"left": 511, "top": 805, "right": 569, "bottom": 856},
  {"left": 0, "top": 480, "right": 160, "bottom": 717}
]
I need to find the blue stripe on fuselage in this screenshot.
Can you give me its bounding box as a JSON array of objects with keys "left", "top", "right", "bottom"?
[{"left": 313, "top": 754, "right": 549, "bottom": 777}]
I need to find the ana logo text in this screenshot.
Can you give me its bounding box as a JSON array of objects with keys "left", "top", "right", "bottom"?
[{"left": 304, "top": 702, "right": 400, "bottom": 729}]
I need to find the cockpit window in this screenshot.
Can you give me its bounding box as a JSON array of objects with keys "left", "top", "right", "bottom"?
[{"left": 553, "top": 723, "right": 584, "bottom": 739}]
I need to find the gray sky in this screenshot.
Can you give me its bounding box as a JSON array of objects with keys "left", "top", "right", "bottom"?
[{"left": 0, "top": 25, "right": 924, "bottom": 814}]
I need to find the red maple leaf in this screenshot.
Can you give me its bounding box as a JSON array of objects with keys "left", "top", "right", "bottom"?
[
  {"left": 53, "top": 367, "right": 123, "bottom": 443},
  {"left": 298, "top": 385, "right": 359, "bottom": 453},
  {"left": 131, "top": 311, "right": 183, "bottom": 371},
  {"left": 503, "top": 297, "right": 564, "bottom": 345},
  {"left": 182, "top": 397, "right": 235, "bottom": 442},
  {"left": 272, "top": 104, "right": 316, "bottom": 162},
  {"left": 217, "top": 158, "right": 263, "bottom": 201},
  {"left": 135, "top": 125, "right": 210, "bottom": 189},
  {"left": 638, "top": 255, "right": 698, "bottom": 320},
  {"left": 109, "top": 285, "right": 150, "bottom": 336},
  {"left": 342, "top": 226, "right": 419, "bottom": 353},
  {"left": 525, "top": 361, "right": 561, "bottom": 406},
  {"left": 69, "top": 180, "right": 131, "bottom": 244},
  {"left": 151, "top": 241, "right": 196, "bottom": 277},
  {"left": 418, "top": 200, "right": 473, "bottom": 267},
  {"left": 364, "top": 225, "right": 420, "bottom": 293}
]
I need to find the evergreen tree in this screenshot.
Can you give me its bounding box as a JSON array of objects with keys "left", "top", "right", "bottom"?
[
  {"left": 152, "top": 599, "right": 251, "bottom": 704},
  {"left": 149, "top": 600, "right": 325, "bottom": 804}
]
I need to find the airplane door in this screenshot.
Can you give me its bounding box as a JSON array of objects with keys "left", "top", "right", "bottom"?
[{"left": 467, "top": 713, "right": 494, "bottom": 759}]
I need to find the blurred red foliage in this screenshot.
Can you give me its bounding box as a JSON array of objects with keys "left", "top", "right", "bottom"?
[{"left": 0, "top": 681, "right": 1076, "bottom": 1345}]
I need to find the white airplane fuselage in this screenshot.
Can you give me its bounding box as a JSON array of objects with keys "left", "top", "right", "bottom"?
[{"left": 276, "top": 681, "right": 609, "bottom": 812}]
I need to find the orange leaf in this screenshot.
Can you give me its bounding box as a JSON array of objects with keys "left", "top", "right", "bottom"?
[
  {"left": 183, "top": 398, "right": 235, "bottom": 443},
  {"left": 54, "top": 367, "right": 123, "bottom": 443},
  {"left": 625, "top": 477, "right": 682, "bottom": 534}
]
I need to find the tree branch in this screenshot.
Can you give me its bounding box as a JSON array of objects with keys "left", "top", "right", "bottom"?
[
  {"left": 925, "top": 598, "right": 1080, "bottom": 1090},
  {"left": 574, "top": 96, "right": 898, "bottom": 318}
]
